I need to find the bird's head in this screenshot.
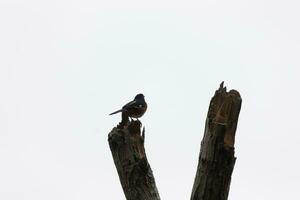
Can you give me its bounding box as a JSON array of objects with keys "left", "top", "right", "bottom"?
[{"left": 134, "top": 93, "right": 145, "bottom": 100}]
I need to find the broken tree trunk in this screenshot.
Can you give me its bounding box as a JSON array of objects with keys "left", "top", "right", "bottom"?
[
  {"left": 108, "top": 120, "right": 160, "bottom": 200},
  {"left": 191, "top": 82, "right": 242, "bottom": 200},
  {"left": 108, "top": 83, "right": 241, "bottom": 200}
]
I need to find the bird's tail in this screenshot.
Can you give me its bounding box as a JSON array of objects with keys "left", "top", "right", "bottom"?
[{"left": 109, "top": 109, "right": 123, "bottom": 115}]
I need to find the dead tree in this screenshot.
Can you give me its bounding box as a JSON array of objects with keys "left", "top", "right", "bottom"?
[
  {"left": 108, "top": 82, "right": 242, "bottom": 200},
  {"left": 190, "top": 82, "right": 242, "bottom": 200},
  {"left": 108, "top": 117, "right": 160, "bottom": 200}
]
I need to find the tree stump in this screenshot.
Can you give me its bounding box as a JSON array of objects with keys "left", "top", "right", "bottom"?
[
  {"left": 108, "top": 120, "right": 160, "bottom": 200},
  {"left": 190, "top": 82, "right": 242, "bottom": 200},
  {"left": 108, "top": 82, "right": 241, "bottom": 200}
]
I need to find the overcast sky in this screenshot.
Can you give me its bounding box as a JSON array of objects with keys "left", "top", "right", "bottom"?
[{"left": 1, "top": 0, "right": 300, "bottom": 199}]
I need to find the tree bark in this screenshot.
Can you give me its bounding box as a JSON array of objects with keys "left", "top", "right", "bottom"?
[
  {"left": 191, "top": 82, "right": 242, "bottom": 200},
  {"left": 108, "top": 120, "right": 160, "bottom": 200},
  {"left": 108, "top": 82, "right": 241, "bottom": 200}
]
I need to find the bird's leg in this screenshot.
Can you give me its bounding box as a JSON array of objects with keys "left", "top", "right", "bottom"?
[
  {"left": 136, "top": 118, "right": 142, "bottom": 127},
  {"left": 135, "top": 118, "right": 141, "bottom": 124}
]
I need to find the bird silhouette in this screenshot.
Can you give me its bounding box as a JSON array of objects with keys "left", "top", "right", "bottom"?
[{"left": 109, "top": 94, "right": 147, "bottom": 120}]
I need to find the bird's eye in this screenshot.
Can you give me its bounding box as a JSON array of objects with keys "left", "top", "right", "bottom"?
[{"left": 139, "top": 105, "right": 143, "bottom": 107}]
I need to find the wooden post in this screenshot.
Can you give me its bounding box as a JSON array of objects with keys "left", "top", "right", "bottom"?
[
  {"left": 108, "top": 120, "right": 160, "bottom": 200},
  {"left": 191, "top": 82, "right": 242, "bottom": 200}
]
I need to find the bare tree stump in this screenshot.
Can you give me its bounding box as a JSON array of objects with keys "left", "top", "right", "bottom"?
[
  {"left": 108, "top": 82, "right": 241, "bottom": 200},
  {"left": 191, "top": 82, "right": 242, "bottom": 200},
  {"left": 108, "top": 120, "right": 160, "bottom": 200}
]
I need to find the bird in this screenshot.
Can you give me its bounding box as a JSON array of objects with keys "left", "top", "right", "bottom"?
[{"left": 109, "top": 94, "right": 147, "bottom": 120}]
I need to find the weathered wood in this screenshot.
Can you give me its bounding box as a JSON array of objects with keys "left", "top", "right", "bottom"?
[
  {"left": 191, "top": 82, "right": 242, "bottom": 200},
  {"left": 108, "top": 120, "right": 160, "bottom": 200}
]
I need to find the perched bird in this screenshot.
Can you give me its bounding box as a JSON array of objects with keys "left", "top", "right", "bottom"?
[{"left": 109, "top": 94, "right": 147, "bottom": 119}]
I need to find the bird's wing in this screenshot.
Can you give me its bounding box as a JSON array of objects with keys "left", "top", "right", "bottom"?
[
  {"left": 123, "top": 100, "right": 144, "bottom": 110},
  {"left": 123, "top": 100, "right": 136, "bottom": 108}
]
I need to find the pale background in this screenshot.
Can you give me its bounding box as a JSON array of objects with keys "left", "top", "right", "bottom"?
[{"left": 1, "top": 0, "right": 299, "bottom": 199}]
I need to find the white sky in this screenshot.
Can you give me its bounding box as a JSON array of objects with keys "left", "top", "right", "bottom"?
[{"left": 1, "top": 0, "right": 300, "bottom": 199}]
